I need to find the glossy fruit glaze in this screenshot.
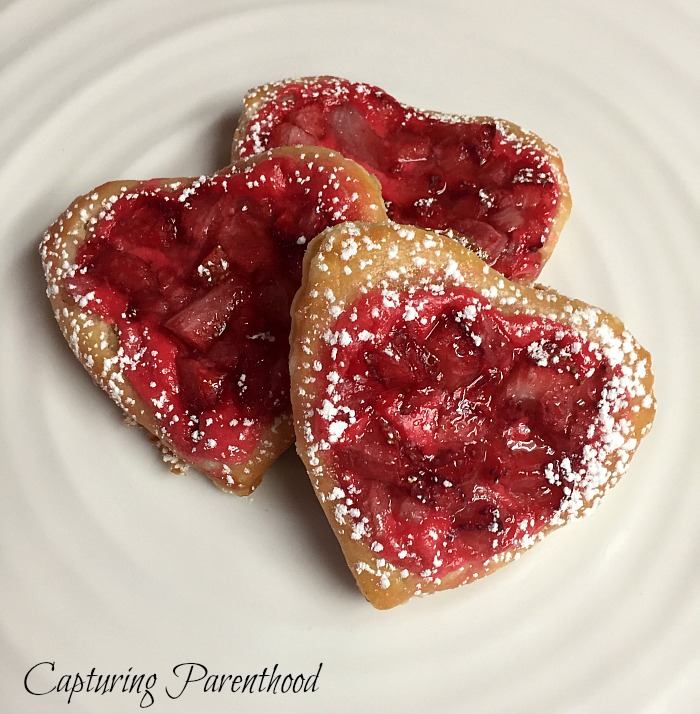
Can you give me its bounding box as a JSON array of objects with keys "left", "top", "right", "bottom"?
[
  {"left": 67, "top": 154, "right": 380, "bottom": 468},
  {"left": 237, "top": 78, "right": 562, "bottom": 280},
  {"left": 314, "top": 287, "right": 615, "bottom": 579}
]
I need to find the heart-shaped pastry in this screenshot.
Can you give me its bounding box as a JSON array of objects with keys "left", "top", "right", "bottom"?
[
  {"left": 290, "top": 221, "right": 655, "bottom": 608},
  {"left": 40, "top": 147, "right": 387, "bottom": 494},
  {"left": 233, "top": 76, "right": 571, "bottom": 281}
]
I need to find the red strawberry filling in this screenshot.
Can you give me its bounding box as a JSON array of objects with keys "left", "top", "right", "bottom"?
[
  {"left": 237, "top": 78, "right": 563, "bottom": 280},
  {"left": 66, "top": 154, "right": 379, "bottom": 472},
  {"left": 313, "top": 288, "right": 619, "bottom": 580}
]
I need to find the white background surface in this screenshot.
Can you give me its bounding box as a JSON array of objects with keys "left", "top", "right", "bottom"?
[{"left": 1, "top": 1, "right": 699, "bottom": 712}]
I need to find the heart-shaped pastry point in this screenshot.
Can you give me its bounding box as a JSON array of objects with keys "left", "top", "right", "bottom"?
[
  {"left": 40, "top": 147, "right": 387, "bottom": 494},
  {"left": 233, "top": 76, "right": 571, "bottom": 281},
  {"left": 290, "top": 222, "right": 655, "bottom": 608}
]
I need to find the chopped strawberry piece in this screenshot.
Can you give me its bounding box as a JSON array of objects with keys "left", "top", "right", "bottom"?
[
  {"left": 451, "top": 219, "right": 509, "bottom": 263},
  {"left": 90, "top": 247, "right": 158, "bottom": 295},
  {"left": 393, "top": 132, "right": 431, "bottom": 163},
  {"left": 423, "top": 310, "right": 482, "bottom": 390},
  {"left": 364, "top": 326, "right": 436, "bottom": 388},
  {"left": 268, "top": 123, "right": 316, "bottom": 147},
  {"left": 490, "top": 204, "right": 525, "bottom": 234},
  {"left": 334, "top": 414, "right": 421, "bottom": 488},
  {"left": 165, "top": 281, "right": 243, "bottom": 352},
  {"left": 381, "top": 392, "right": 442, "bottom": 452},
  {"left": 513, "top": 182, "right": 547, "bottom": 209},
  {"left": 194, "top": 244, "right": 230, "bottom": 284},
  {"left": 290, "top": 104, "right": 327, "bottom": 136},
  {"left": 203, "top": 328, "right": 245, "bottom": 369},
  {"left": 217, "top": 210, "right": 278, "bottom": 275},
  {"left": 501, "top": 361, "right": 587, "bottom": 445},
  {"left": 178, "top": 184, "right": 237, "bottom": 245},
  {"left": 177, "top": 357, "right": 227, "bottom": 412},
  {"left": 328, "top": 105, "right": 388, "bottom": 172},
  {"left": 266, "top": 162, "right": 289, "bottom": 194},
  {"left": 503, "top": 361, "right": 551, "bottom": 403},
  {"left": 479, "top": 156, "right": 513, "bottom": 185},
  {"left": 234, "top": 339, "right": 290, "bottom": 415},
  {"left": 106, "top": 197, "right": 178, "bottom": 250},
  {"left": 294, "top": 205, "right": 329, "bottom": 245}
]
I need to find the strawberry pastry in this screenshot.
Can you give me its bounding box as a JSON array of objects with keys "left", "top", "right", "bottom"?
[
  {"left": 290, "top": 222, "right": 655, "bottom": 608},
  {"left": 233, "top": 76, "right": 571, "bottom": 281},
  {"left": 40, "top": 147, "right": 387, "bottom": 494}
]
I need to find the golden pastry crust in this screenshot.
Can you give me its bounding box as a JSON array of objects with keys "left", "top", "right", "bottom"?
[
  {"left": 290, "top": 221, "right": 655, "bottom": 608},
  {"left": 232, "top": 75, "right": 571, "bottom": 279},
  {"left": 40, "top": 147, "right": 387, "bottom": 495}
]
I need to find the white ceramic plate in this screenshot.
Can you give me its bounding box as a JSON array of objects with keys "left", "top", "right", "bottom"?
[{"left": 2, "top": 1, "right": 699, "bottom": 712}]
